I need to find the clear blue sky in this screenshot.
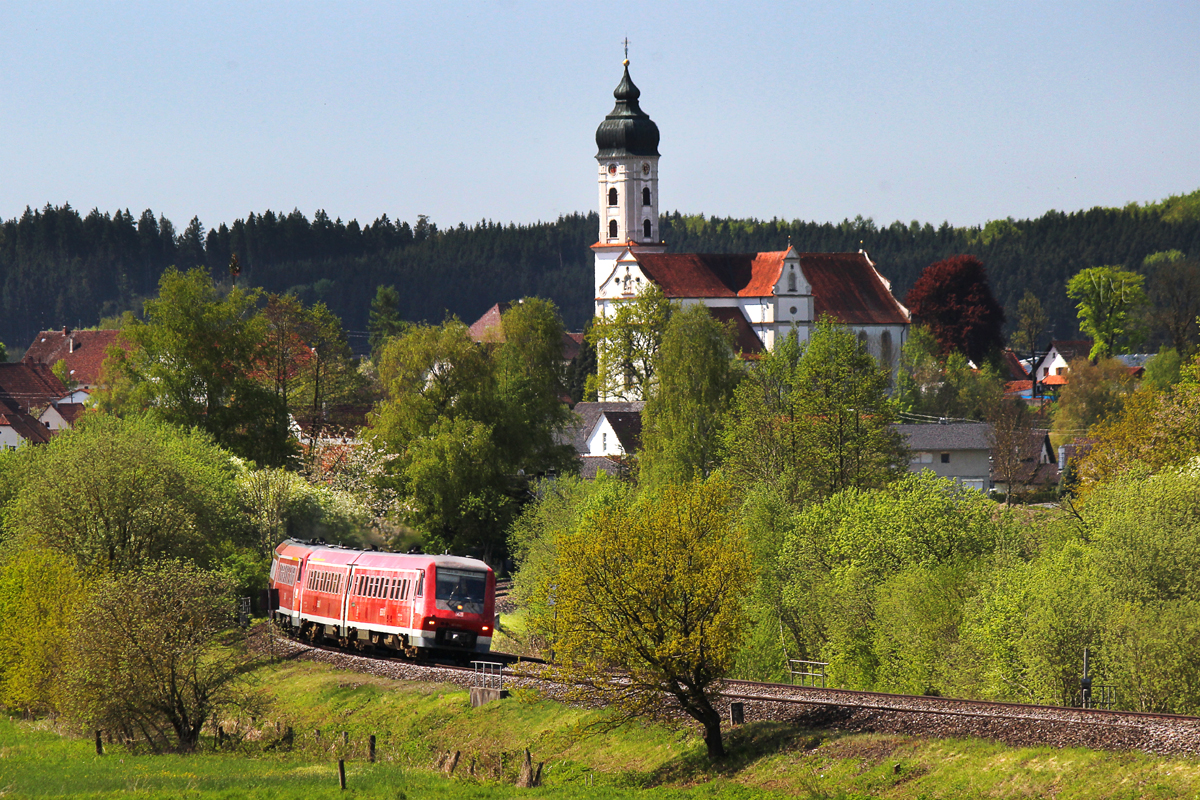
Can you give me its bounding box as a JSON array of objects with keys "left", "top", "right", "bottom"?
[{"left": 3, "top": 2, "right": 1197, "bottom": 233}]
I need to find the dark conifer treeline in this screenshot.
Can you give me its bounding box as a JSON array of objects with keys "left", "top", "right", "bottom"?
[{"left": 3, "top": 192, "right": 1199, "bottom": 352}]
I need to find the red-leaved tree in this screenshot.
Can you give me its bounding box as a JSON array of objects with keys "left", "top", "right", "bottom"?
[{"left": 904, "top": 255, "right": 1005, "bottom": 364}]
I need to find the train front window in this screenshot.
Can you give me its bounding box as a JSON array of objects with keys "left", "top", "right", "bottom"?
[{"left": 435, "top": 568, "right": 487, "bottom": 614}]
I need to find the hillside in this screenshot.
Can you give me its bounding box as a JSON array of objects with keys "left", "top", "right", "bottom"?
[{"left": 3, "top": 190, "right": 1199, "bottom": 352}]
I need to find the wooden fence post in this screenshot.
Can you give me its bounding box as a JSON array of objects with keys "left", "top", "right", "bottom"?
[
  {"left": 95, "top": 730, "right": 103, "bottom": 756},
  {"left": 338, "top": 758, "right": 346, "bottom": 790},
  {"left": 368, "top": 734, "right": 376, "bottom": 763}
]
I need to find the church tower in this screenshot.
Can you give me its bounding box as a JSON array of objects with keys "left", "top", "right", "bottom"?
[{"left": 594, "top": 58, "right": 666, "bottom": 306}]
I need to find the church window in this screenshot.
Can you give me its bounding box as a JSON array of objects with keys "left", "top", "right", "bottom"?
[
  {"left": 608, "top": 188, "right": 618, "bottom": 206},
  {"left": 643, "top": 219, "right": 652, "bottom": 239},
  {"left": 857, "top": 331, "right": 868, "bottom": 353},
  {"left": 787, "top": 272, "right": 797, "bottom": 292},
  {"left": 642, "top": 187, "right": 651, "bottom": 206},
  {"left": 880, "top": 331, "right": 894, "bottom": 372},
  {"left": 609, "top": 219, "right": 618, "bottom": 239}
]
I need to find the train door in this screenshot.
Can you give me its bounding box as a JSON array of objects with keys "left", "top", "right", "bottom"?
[{"left": 292, "top": 561, "right": 306, "bottom": 625}]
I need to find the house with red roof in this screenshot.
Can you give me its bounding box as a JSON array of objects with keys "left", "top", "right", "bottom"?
[
  {"left": 467, "top": 301, "right": 585, "bottom": 362},
  {"left": 0, "top": 361, "right": 72, "bottom": 449},
  {"left": 590, "top": 59, "right": 909, "bottom": 399},
  {"left": 22, "top": 326, "right": 125, "bottom": 395}
]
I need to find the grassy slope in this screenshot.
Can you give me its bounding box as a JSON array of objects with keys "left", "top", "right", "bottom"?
[{"left": 2, "top": 658, "right": 1200, "bottom": 799}]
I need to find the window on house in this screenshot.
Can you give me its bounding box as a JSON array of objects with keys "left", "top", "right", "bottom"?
[
  {"left": 787, "top": 272, "right": 797, "bottom": 292},
  {"left": 608, "top": 187, "right": 618, "bottom": 206},
  {"left": 941, "top": 453, "right": 950, "bottom": 463},
  {"left": 609, "top": 219, "right": 618, "bottom": 239},
  {"left": 643, "top": 219, "right": 652, "bottom": 239},
  {"left": 642, "top": 187, "right": 651, "bottom": 206},
  {"left": 602, "top": 431, "right": 608, "bottom": 452},
  {"left": 1056, "top": 367, "right": 1066, "bottom": 375}
]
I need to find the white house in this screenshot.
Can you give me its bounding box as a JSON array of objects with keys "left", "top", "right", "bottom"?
[{"left": 590, "top": 60, "right": 910, "bottom": 400}]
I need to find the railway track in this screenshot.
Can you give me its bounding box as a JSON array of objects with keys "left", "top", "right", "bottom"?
[{"left": 256, "top": 629, "right": 1200, "bottom": 756}]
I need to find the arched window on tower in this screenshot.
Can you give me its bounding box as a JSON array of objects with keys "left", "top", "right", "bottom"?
[
  {"left": 609, "top": 219, "right": 619, "bottom": 240},
  {"left": 787, "top": 271, "right": 797, "bottom": 293},
  {"left": 642, "top": 187, "right": 651, "bottom": 206},
  {"left": 643, "top": 219, "right": 652, "bottom": 240},
  {"left": 608, "top": 188, "right": 618, "bottom": 206},
  {"left": 857, "top": 330, "right": 869, "bottom": 354}
]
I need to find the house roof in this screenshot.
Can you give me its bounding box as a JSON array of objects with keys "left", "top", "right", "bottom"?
[
  {"left": 1047, "top": 340, "right": 1093, "bottom": 362},
  {"left": 1001, "top": 349, "right": 1029, "bottom": 381},
  {"left": 603, "top": 410, "right": 643, "bottom": 454},
  {"left": 53, "top": 402, "right": 87, "bottom": 425},
  {"left": 563, "top": 401, "right": 645, "bottom": 454},
  {"left": 632, "top": 250, "right": 909, "bottom": 326},
  {"left": 580, "top": 455, "right": 627, "bottom": 480},
  {"left": 0, "top": 411, "right": 53, "bottom": 444},
  {"left": 0, "top": 362, "right": 68, "bottom": 412},
  {"left": 706, "top": 307, "right": 765, "bottom": 357},
  {"left": 893, "top": 422, "right": 992, "bottom": 451},
  {"left": 22, "top": 328, "right": 125, "bottom": 386},
  {"left": 1042, "top": 374, "right": 1069, "bottom": 386},
  {"left": 1004, "top": 380, "right": 1034, "bottom": 395}
]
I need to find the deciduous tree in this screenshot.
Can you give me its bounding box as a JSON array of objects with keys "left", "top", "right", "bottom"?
[
  {"left": 1010, "top": 290, "right": 1048, "bottom": 365},
  {"left": 585, "top": 283, "right": 672, "bottom": 401},
  {"left": 98, "top": 267, "right": 292, "bottom": 466},
  {"left": 4, "top": 415, "right": 245, "bottom": 571},
  {"left": 64, "top": 561, "right": 257, "bottom": 753},
  {"left": 1066, "top": 266, "right": 1148, "bottom": 360},
  {"left": 904, "top": 255, "right": 1005, "bottom": 364},
  {"left": 1143, "top": 250, "right": 1200, "bottom": 356},
  {"left": 640, "top": 304, "right": 742, "bottom": 487},
  {"left": 541, "top": 477, "right": 750, "bottom": 760}
]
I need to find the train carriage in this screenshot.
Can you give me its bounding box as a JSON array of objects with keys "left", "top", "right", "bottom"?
[{"left": 269, "top": 539, "right": 495, "bottom": 657}]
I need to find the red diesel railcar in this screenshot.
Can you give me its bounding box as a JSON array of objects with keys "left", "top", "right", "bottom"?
[{"left": 269, "top": 539, "right": 496, "bottom": 656}]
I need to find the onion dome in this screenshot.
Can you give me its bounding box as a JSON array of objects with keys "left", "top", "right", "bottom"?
[{"left": 595, "top": 62, "right": 660, "bottom": 158}]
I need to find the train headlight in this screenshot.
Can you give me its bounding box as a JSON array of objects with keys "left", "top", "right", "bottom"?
[
  {"left": 482, "top": 625, "right": 490, "bottom": 632},
  {"left": 424, "top": 617, "right": 437, "bottom": 628}
]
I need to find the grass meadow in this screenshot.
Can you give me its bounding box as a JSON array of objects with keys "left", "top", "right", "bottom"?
[{"left": 3, "top": 656, "right": 1200, "bottom": 798}]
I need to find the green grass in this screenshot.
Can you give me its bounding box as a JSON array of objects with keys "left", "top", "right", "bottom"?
[{"left": 5, "top": 656, "right": 1200, "bottom": 798}]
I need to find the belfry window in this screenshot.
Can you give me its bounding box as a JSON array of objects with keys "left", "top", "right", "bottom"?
[
  {"left": 642, "top": 187, "right": 651, "bottom": 206},
  {"left": 609, "top": 219, "right": 618, "bottom": 239},
  {"left": 643, "top": 219, "right": 652, "bottom": 239},
  {"left": 608, "top": 188, "right": 618, "bottom": 206},
  {"left": 787, "top": 271, "right": 797, "bottom": 292}
]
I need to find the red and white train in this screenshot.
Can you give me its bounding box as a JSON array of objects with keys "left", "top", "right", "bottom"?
[{"left": 269, "top": 539, "right": 496, "bottom": 657}]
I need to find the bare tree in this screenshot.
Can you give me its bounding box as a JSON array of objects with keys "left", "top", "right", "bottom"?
[{"left": 987, "top": 399, "right": 1040, "bottom": 504}]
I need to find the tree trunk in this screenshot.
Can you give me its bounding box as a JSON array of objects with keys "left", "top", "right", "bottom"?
[{"left": 702, "top": 713, "right": 725, "bottom": 759}]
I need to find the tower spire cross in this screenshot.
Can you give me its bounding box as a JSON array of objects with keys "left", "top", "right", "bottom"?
[{"left": 623, "top": 37, "right": 629, "bottom": 62}]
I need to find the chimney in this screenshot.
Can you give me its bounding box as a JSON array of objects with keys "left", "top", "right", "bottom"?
[
  {"left": 69, "top": 336, "right": 75, "bottom": 354},
  {"left": 63, "top": 326, "right": 69, "bottom": 336}
]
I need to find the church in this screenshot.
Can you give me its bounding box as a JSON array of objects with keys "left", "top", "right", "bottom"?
[{"left": 590, "top": 58, "right": 911, "bottom": 396}]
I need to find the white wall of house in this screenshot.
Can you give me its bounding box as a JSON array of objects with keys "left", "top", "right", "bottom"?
[
  {"left": 907, "top": 449, "right": 991, "bottom": 492},
  {"left": 0, "top": 427, "right": 24, "bottom": 450},
  {"left": 585, "top": 416, "right": 625, "bottom": 456}
]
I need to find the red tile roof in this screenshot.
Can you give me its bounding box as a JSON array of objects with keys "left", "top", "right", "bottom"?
[
  {"left": 1042, "top": 374, "right": 1069, "bottom": 386},
  {"left": 635, "top": 252, "right": 786, "bottom": 298},
  {"left": 1001, "top": 349, "right": 1029, "bottom": 381},
  {"left": 706, "top": 307, "right": 765, "bottom": 357},
  {"left": 0, "top": 362, "right": 68, "bottom": 412},
  {"left": 633, "top": 251, "right": 909, "bottom": 326},
  {"left": 22, "top": 328, "right": 125, "bottom": 386},
  {"left": 1004, "top": 380, "right": 1034, "bottom": 394},
  {"left": 467, "top": 303, "right": 512, "bottom": 342},
  {"left": 0, "top": 411, "right": 54, "bottom": 444},
  {"left": 802, "top": 253, "right": 910, "bottom": 325}
]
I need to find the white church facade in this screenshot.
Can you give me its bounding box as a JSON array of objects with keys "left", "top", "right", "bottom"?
[{"left": 590, "top": 59, "right": 910, "bottom": 395}]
